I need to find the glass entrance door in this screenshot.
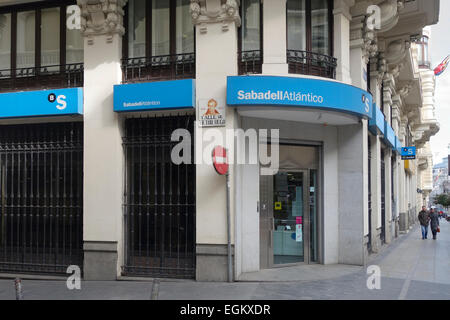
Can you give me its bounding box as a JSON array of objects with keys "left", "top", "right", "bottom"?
[
  {"left": 273, "top": 171, "right": 307, "bottom": 264},
  {"left": 259, "top": 145, "right": 320, "bottom": 268},
  {"left": 272, "top": 169, "right": 318, "bottom": 265}
]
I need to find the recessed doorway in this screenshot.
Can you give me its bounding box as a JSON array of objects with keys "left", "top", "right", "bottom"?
[{"left": 260, "top": 144, "right": 320, "bottom": 268}]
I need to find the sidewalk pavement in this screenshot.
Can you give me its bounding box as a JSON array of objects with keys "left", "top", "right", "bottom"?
[{"left": 0, "top": 219, "right": 449, "bottom": 300}]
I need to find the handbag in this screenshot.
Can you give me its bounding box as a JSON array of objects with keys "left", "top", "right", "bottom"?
[{"left": 437, "top": 226, "right": 440, "bottom": 233}]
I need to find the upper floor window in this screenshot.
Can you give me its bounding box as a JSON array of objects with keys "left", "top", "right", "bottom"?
[
  {"left": 287, "top": 0, "right": 332, "bottom": 55},
  {"left": 123, "top": 0, "right": 195, "bottom": 82},
  {"left": 238, "top": 0, "right": 262, "bottom": 74},
  {"left": 415, "top": 36, "right": 430, "bottom": 69},
  {"left": 287, "top": 0, "right": 335, "bottom": 78},
  {"left": 0, "top": 1, "right": 83, "bottom": 92}
]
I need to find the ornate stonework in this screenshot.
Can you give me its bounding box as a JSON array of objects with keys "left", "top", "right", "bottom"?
[
  {"left": 350, "top": 0, "right": 405, "bottom": 63},
  {"left": 77, "top": 0, "right": 127, "bottom": 44},
  {"left": 370, "top": 52, "right": 387, "bottom": 85},
  {"left": 377, "top": 0, "right": 404, "bottom": 33},
  {"left": 350, "top": 15, "right": 378, "bottom": 64},
  {"left": 385, "top": 39, "right": 410, "bottom": 65},
  {"left": 190, "top": 0, "right": 241, "bottom": 34},
  {"left": 397, "top": 82, "right": 413, "bottom": 100}
]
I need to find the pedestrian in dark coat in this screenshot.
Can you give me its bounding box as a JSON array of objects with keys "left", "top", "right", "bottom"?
[
  {"left": 429, "top": 208, "right": 440, "bottom": 240},
  {"left": 418, "top": 206, "right": 430, "bottom": 239}
]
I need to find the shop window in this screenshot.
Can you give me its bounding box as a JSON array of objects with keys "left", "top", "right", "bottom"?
[
  {"left": 287, "top": 0, "right": 336, "bottom": 78},
  {"left": 238, "top": 0, "right": 262, "bottom": 75},
  {"left": 123, "top": 0, "right": 195, "bottom": 82},
  {"left": 0, "top": 1, "right": 83, "bottom": 93}
]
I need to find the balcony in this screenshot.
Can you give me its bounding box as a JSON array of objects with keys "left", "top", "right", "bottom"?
[
  {"left": 238, "top": 50, "right": 262, "bottom": 75},
  {"left": 418, "top": 60, "right": 431, "bottom": 69},
  {"left": 122, "top": 53, "right": 195, "bottom": 83},
  {"left": 0, "top": 63, "right": 84, "bottom": 93},
  {"left": 287, "top": 50, "right": 337, "bottom": 79}
]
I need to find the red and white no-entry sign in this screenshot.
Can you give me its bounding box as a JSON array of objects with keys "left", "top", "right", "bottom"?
[
  {"left": 212, "top": 146, "right": 229, "bottom": 175},
  {"left": 212, "top": 145, "right": 232, "bottom": 282}
]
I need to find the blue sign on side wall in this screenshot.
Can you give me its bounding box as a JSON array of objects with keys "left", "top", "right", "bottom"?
[
  {"left": 369, "top": 103, "right": 385, "bottom": 135},
  {"left": 114, "top": 79, "right": 195, "bottom": 112},
  {"left": 401, "top": 147, "right": 416, "bottom": 160},
  {"left": 0, "top": 87, "right": 83, "bottom": 118},
  {"left": 227, "top": 76, "right": 373, "bottom": 119},
  {"left": 384, "top": 121, "right": 396, "bottom": 149}
]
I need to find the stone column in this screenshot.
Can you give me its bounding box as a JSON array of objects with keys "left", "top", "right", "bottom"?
[
  {"left": 350, "top": 14, "right": 377, "bottom": 89},
  {"left": 398, "top": 118, "right": 407, "bottom": 232},
  {"left": 191, "top": 0, "right": 240, "bottom": 281},
  {"left": 338, "top": 120, "right": 368, "bottom": 266},
  {"left": 384, "top": 148, "right": 393, "bottom": 243},
  {"left": 78, "top": 0, "right": 127, "bottom": 280},
  {"left": 392, "top": 150, "right": 400, "bottom": 237},
  {"left": 333, "top": 0, "right": 354, "bottom": 84},
  {"left": 369, "top": 134, "right": 381, "bottom": 252},
  {"left": 383, "top": 54, "right": 405, "bottom": 237},
  {"left": 262, "top": 0, "right": 288, "bottom": 74}
]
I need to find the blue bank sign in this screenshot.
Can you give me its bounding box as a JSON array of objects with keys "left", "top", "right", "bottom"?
[
  {"left": 384, "top": 121, "right": 396, "bottom": 149},
  {"left": 227, "top": 76, "right": 373, "bottom": 118},
  {"left": 369, "top": 103, "right": 385, "bottom": 135},
  {"left": 114, "top": 79, "right": 195, "bottom": 112},
  {"left": 401, "top": 147, "right": 416, "bottom": 160},
  {"left": 0, "top": 87, "right": 83, "bottom": 119}
]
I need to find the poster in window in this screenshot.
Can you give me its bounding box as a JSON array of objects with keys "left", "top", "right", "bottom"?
[{"left": 296, "top": 224, "right": 303, "bottom": 242}]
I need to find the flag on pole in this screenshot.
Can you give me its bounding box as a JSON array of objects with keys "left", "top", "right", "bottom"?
[{"left": 434, "top": 55, "right": 450, "bottom": 76}]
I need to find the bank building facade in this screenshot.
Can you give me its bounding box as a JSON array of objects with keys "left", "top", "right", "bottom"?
[{"left": 0, "top": 0, "right": 440, "bottom": 281}]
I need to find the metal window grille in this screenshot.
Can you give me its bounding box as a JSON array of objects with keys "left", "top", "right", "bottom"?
[
  {"left": 122, "top": 115, "right": 196, "bottom": 279},
  {"left": 0, "top": 122, "right": 84, "bottom": 275},
  {"left": 380, "top": 149, "right": 386, "bottom": 243},
  {"left": 368, "top": 136, "right": 372, "bottom": 252},
  {"left": 391, "top": 155, "right": 396, "bottom": 220}
]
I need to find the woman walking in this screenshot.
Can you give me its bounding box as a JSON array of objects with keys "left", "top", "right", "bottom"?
[{"left": 429, "top": 208, "right": 440, "bottom": 240}]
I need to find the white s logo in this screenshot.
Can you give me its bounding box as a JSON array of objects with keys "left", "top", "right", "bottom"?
[
  {"left": 363, "top": 95, "right": 370, "bottom": 113},
  {"left": 56, "top": 95, "right": 67, "bottom": 110}
]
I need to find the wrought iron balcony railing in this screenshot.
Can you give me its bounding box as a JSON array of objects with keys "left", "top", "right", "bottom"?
[
  {"left": 0, "top": 63, "right": 84, "bottom": 93},
  {"left": 418, "top": 60, "right": 431, "bottom": 69},
  {"left": 238, "top": 50, "right": 262, "bottom": 75},
  {"left": 122, "top": 53, "right": 195, "bottom": 83},
  {"left": 287, "top": 50, "right": 337, "bottom": 79}
]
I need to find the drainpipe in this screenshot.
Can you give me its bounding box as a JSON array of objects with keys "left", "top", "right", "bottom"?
[{"left": 226, "top": 172, "right": 232, "bottom": 282}]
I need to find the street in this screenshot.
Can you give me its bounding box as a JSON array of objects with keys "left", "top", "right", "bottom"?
[{"left": 0, "top": 220, "right": 448, "bottom": 300}]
